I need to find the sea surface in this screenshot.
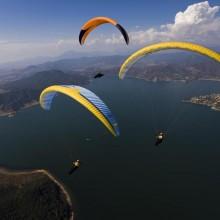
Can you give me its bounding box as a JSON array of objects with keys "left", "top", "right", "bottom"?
[{"left": 1, "top": 77, "right": 220, "bottom": 220}]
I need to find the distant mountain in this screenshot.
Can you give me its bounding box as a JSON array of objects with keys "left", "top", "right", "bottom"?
[
  {"left": 0, "top": 52, "right": 220, "bottom": 116},
  {"left": 0, "top": 70, "right": 90, "bottom": 115},
  {"left": 0, "top": 55, "right": 126, "bottom": 83},
  {"left": 4, "top": 70, "right": 89, "bottom": 90},
  {"left": 16, "top": 51, "right": 220, "bottom": 76},
  {"left": 0, "top": 44, "right": 219, "bottom": 72},
  {"left": 21, "top": 55, "right": 126, "bottom": 73},
  {"left": 1, "top": 52, "right": 220, "bottom": 84},
  {"left": 128, "top": 59, "right": 220, "bottom": 82},
  {"left": 1, "top": 50, "right": 220, "bottom": 83},
  {"left": 0, "top": 55, "right": 54, "bottom": 70}
]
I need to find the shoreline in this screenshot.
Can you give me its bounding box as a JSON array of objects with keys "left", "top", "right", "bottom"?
[
  {"left": 132, "top": 76, "right": 220, "bottom": 83},
  {"left": 1, "top": 78, "right": 220, "bottom": 118},
  {"left": 0, "top": 100, "right": 39, "bottom": 117},
  {"left": 183, "top": 100, "right": 220, "bottom": 112},
  {"left": 0, "top": 167, "right": 74, "bottom": 220}
]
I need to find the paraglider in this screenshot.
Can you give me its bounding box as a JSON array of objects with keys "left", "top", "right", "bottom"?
[
  {"left": 39, "top": 85, "right": 120, "bottom": 137},
  {"left": 119, "top": 41, "right": 220, "bottom": 79},
  {"left": 68, "top": 160, "right": 81, "bottom": 175},
  {"left": 155, "top": 132, "right": 166, "bottom": 146},
  {"left": 79, "top": 16, "right": 129, "bottom": 45},
  {"left": 94, "top": 72, "right": 104, "bottom": 79}
]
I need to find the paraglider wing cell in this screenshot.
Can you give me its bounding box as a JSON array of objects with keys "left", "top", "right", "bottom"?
[
  {"left": 75, "top": 86, "right": 120, "bottom": 136},
  {"left": 116, "top": 24, "right": 129, "bottom": 45},
  {"left": 40, "top": 92, "right": 57, "bottom": 110}
]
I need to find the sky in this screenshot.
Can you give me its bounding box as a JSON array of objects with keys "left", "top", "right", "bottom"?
[{"left": 0, "top": 0, "right": 219, "bottom": 63}]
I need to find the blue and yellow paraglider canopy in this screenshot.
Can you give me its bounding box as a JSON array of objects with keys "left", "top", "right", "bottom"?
[{"left": 39, "top": 85, "right": 120, "bottom": 137}]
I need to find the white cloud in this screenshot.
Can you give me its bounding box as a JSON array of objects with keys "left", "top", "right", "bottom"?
[
  {"left": 174, "top": 1, "right": 219, "bottom": 25},
  {"left": 128, "top": 1, "right": 220, "bottom": 45},
  {"left": 57, "top": 1, "right": 220, "bottom": 50},
  {"left": 0, "top": 41, "right": 63, "bottom": 63}
]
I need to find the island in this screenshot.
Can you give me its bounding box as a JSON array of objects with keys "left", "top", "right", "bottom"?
[
  {"left": 0, "top": 167, "right": 74, "bottom": 220},
  {"left": 184, "top": 93, "right": 220, "bottom": 111}
]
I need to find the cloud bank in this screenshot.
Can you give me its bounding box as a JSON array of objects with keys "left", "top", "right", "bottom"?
[
  {"left": 0, "top": 1, "right": 219, "bottom": 64},
  {"left": 129, "top": 1, "right": 220, "bottom": 46}
]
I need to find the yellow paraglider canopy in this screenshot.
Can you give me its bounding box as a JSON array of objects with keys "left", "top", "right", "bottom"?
[{"left": 119, "top": 42, "right": 220, "bottom": 79}]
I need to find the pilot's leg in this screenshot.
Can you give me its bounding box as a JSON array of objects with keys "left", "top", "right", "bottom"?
[
  {"left": 155, "top": 139, "right": 162, "bottom": 146},
  {"left": 68, "top": 166, "right": 77, "bottom": 175}
]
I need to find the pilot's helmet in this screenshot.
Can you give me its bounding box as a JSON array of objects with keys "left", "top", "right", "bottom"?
[{"left": 158, "top": 135, "right": 163, "bottom": 139}]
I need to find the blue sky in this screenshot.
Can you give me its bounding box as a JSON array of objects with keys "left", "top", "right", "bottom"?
[
  {"left": 0, "top": 0, "right": 218, "bottom": 40},
  {"left": 0, "top": 0, "right": 219, "bottom": 63}
]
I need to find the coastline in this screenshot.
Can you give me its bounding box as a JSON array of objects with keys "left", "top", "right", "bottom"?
[
  {"left": 183, "top": 99, "right": 220, "bottom": 112},
  {"left": 0, "top": 167, "right": 74, "bottom": 220},
  {"left": 1, "top": 78, "right": 220, "bottom": 118},
  {"left": 0, "top": 100, "right": 39, "bottom": 117},
  {"left": 199, "top": 78, "right": 220, "bottom": 82},
  {"left": 132, "top": 76, "right": 220, "bottom": 83}
]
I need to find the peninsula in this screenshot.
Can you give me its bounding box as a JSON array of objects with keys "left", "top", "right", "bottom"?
[
  {"left": 184, "top": 93, "right": 220, "bottom": 111},
  {"left": 0, "top": 168, "right": 74, "bottom": 220}
]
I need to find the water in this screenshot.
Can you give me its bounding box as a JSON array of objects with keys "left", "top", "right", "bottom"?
[{"left": 1, "top": 77, "right": 220, "bottom": 220}]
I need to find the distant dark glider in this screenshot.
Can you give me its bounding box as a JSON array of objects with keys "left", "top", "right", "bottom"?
[
  {"left": 79, "top": 16, "right": 129, "bottom": 45},
  {"left": 94, "top": 73, "right": 104, "bottom": 79}
]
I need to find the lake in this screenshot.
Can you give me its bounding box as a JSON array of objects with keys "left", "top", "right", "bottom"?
[{"left": 1, "top": 77, "right": 220, "bottom": 220}]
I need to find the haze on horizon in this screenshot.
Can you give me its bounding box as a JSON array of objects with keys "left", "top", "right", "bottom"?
[{"left": 0, "top": 0, "right": 219, "bottom": 64}]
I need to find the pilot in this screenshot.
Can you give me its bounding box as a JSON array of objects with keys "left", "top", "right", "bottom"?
[
  {"left": 68, "top": 160, "right": 81, "bottom": 175},
  {"left": 155, "top": 132, "right": 165, "bottom": 146}
]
